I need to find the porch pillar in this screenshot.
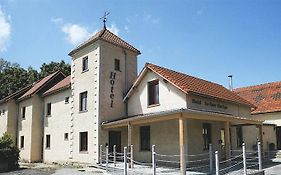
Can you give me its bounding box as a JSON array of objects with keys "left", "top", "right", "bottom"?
[
  {"left": 179, "top": 113, "right": 186, "bottom": 175},
  {"left": 224, "top": 121, "right": 230, "bottom": 160},
  {"left": 127, "top": 123, "right": 134, "bottom": 146},
  {"left": 258, "top": 125, "right": 263, "bottom": 154}
]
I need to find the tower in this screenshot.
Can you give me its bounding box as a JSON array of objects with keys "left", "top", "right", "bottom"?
[{"left": 68, "top": 27, "right": 140, "bottom": 163}]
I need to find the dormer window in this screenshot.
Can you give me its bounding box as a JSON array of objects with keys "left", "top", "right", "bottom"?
[
  {"left": 114, "top": 59, "right": 120, "bottom": 71},
  {"left": 148, "top": 80, "right": 159, "bottom": 106},
  {"left": 82, "top": 56, "right": 88, "bottom": 72}
]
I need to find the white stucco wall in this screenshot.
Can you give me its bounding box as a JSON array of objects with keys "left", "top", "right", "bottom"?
[
  {"left": 71, "top": 42, "right": 100, "bottom": 163},
  {"left": 252, "top": 112, "right": 281, "bottom": 126},
  {"left": 0, "top": 103, "right": 8, "bottom": 138},
  {"left": 128, "top": 71, "right": 187, "bottom": 116},
  {"left": 43, "top": 89, "right": 71, "bottom": 163}
]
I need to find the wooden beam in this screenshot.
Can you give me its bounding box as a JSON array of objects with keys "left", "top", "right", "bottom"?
[
  {"left": 224, "top": 121, "right": 230, "bottom": 161},
  {"left": 179, "top": 114, "right": 186, "bottom": 175}
]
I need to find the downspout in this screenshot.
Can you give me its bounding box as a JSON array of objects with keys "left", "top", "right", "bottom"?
[
  {"left": 15, "top": 100, "right": 19, "bottom": 146},
  {"left": 123, "top": 49, "right": 128, "bottom": 116}
]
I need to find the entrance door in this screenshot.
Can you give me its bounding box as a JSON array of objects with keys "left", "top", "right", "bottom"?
[
  {"left": 276, "top": 127, "right": 281, "bottom": 150},
  {"left": 109, "top": 131, "right": 121, "bottom": 153}
]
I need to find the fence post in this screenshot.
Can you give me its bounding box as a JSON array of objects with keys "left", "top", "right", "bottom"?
[
  {"left": 113, "top": 145, "right": 116, "bottom": 167},
  {"left": 258, "top": 142, "right": 262, "bottom": 171},
  {"left": 106, "top": 145, "right": 109, "bottom": 172},
  {"left": 152, "top": 145, "right": 156, "bottom": 175},
  {"left": 215, "top": 151, "right": 219, "bottom": 175},
  {"left": 209, "top": 144, "right": 213, "bottom": 174},
  {"left": 124, "top": 147, "right": 128, "bottom": 175},
  {"left": 130, "top": 145, "right": 134, "bottom": 168},
  {"left": 242, "top": 143, "right": 247, "bottom": 175},
  {"left": 99, "top": 145, "right": 103, "bottom": 164}
]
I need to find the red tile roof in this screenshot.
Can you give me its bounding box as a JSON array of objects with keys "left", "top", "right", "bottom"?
[
  {"left": 0, "top": 84, "right": 32, "bottom": 105},
  {"left": 18, "top": 71, "right": 62, "bottom": 101},
  {"left": 43, "top": 76, "right": 71, "bottom": 96},
  {"left": 137, "top": 63, "right": 254, "bottom": 107},
  {"left": 69, "top": 28, "right": 140, "bottom": 56},
  {"left": 235, "top": 81, "right": 281, "bottom": 114}
]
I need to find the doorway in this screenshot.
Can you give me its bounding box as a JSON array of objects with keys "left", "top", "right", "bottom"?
[{"left": 109, "top": 131, "right": 122, "bottom": 153}]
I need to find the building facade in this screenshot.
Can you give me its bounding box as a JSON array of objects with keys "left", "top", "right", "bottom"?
[{"left": 0, "top": 27, "right": 267, "bottom": 166}]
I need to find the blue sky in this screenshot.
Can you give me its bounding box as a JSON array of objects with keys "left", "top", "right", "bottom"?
[{"left": 0, "top": 0, "right": 281, "bottom": 88}]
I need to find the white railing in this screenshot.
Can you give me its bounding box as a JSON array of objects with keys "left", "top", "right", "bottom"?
[{"left": 99, "top": 142, "right": 263, "bottom": 175}]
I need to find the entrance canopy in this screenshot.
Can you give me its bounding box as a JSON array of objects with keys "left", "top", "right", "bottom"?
[{"left": 102, "top": 108, "right": 263, "bottom": 129}]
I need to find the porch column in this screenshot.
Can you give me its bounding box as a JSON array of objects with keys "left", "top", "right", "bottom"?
[
  {"left": 179, "top": 114, "right": 186, "bottom": 175},
  {"left": 258, "top": 125, "right": 263, "bottom": 154},
  {"left": 127, "top": 123, "right": 134, "bottom": 146},
  {"left": 224, "top": 121, "right": 230, "bottom": 160}
]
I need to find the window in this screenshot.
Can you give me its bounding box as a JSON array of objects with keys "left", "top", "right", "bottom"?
[
  {"left": 65, "top": 97, "right": 70, "bottom": 104},
  {"left": 46, "top": 103, "right": 51, "bottom": 116},
  {"left": 64, "top": 133, "right": 69, "bottom": 141},
  {"left": 148, "top": 80, "right": 159, "bottom": 106},
  {"left": 114, "top": 59, "right": 120, "bottom": 71},
  {"left": 203, "top": 123, "right": 212, "bottom": 150},
  {"left": 140, "top": 126, "right": 150, "bottom": 151},
  {"left": 20, "top": 136, "right": 24, "bottom": 149},
  {"left": 82, "top": 56, "right": 88, "bottom": 72},
  {"left": 46, "top": 135, "right": 51, "bottom": 149},
  {"left": 236, "top": 126, "right": 243, "bottom": 147},
  {"left": 22, "top": 107, "right": 26, "bottom": 119},
  {"left": 80, "top": 132, "right": 88, "bottom": 152},
  {"left": 79, "top": 91, "right": 88, "bottom": 112}
]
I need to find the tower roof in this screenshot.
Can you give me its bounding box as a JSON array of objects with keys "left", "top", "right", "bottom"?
[{"left": 69, "top": 28, "right": 141, "bottom": 56}]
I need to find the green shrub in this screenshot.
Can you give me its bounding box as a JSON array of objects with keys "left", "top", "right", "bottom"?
[{"left": 0, "top": 133, "right": 19, "bottom": 170}]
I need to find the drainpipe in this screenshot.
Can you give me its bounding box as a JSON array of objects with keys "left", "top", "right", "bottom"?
[{"left": 15, "top": 100, "right": 19, "bottom": 146}]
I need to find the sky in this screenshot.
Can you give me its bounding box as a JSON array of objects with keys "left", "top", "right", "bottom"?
[{"left": 0, "top": 0, "right": 281, "bottom": 88}]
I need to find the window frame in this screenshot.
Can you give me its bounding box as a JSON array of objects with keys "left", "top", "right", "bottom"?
[
  {"left": 82, "top": 56, "right": 89, "bottom": 72},
  {"left": 46, "top": 134, "right": 51, "bottom": 149},
  {"left": 140, "top": 126, "right": 151, "bottom": 151},
  {"left": 79, "top": 132, "right": 88, "bottom": 152},
  {"left": 46, "top": 103, "right": 52, "bottom": 116},
  {"left": 114, "top": 59, "right": 121, "bottom": 71},
  {"left": 22, "top": 107, "right": 26, "bottom": 119},
  {"left": 20, "top": 136, "right": 24, "bottom": 149},
  {"left": 65, "top": 97, "right": 70, "bottom": 104},
  {"left": 147, "top": 80, "right": 160, "bottom": 106},
  {"left": 202, "top": 123, "right": 212, "bottom": 150},
  {"left": 64, "top": 133, "right": 69, "bottom": 141},
  {"left": 79, "top": 91, "right": 88, "bottom": 112}
]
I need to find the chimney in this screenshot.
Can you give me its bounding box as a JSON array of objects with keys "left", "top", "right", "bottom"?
[{"left": 228, "top": 75, "right": 233, "bottom": 91}]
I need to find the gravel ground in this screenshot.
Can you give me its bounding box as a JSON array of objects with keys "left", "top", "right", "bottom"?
[{"left": 1, "top": 159, "right": 281, "bottom": 175}]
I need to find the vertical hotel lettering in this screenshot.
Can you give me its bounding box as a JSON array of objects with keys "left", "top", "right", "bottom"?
[{"left": 109, "top": 72, "right": 116, "bottom": 107}]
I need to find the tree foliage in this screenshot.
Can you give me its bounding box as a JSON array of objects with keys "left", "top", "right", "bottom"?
[
  {"left": 0, "top": 58, "right": 70, "bottom": 99},
  {"left": 0, "top": 133, "right": 19, "bottom": 171}
]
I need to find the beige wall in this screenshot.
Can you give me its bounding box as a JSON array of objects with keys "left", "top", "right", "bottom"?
[
  {"left": 186, "top": 94, "right": 252, "bottom": 118},
  {"left": 253, "top": 112, "right": 281, "bottom": 126},
  {"left": 43, "top": 89, "right": 71, "bottom": 163},
  {"left": 18, "top": 95, "right": 43, "bottom": 162},
  {"left": 71, "top": 42, "right": 100, "bottom": 163},
  {"left": 128, "top": 71, "right": 187, "bottom": 116},
  {"left": 7, "top": 100, "right": 18, "bottom": 142},
  {"left": 18, "top": 98, "right": 33, "bottom": 162}
]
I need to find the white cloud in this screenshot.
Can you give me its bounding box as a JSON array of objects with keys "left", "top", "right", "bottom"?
[
  {"left": 61, "top": 23, "right": 92, "bottom": 45},
  {"left": 51, "top": 17, "right": 120, "bottom": 45},
  {"left": 144, "top": 14, "right": 160, "bottom": 24},
  {"left": 51, "top": 17, "right": 63, "bottom": 25},
  {"left": 0, "top": 7, "right": 11, "bottom": 52},
  {"left": 108, "top": 23, "right": 119, "bottom": 36},
  {"left": 124, "top": 25, "right": 129, "bottom": 33}
]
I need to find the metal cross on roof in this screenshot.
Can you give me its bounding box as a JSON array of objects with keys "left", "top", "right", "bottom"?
[{"left": 100, "top": 12, "right": 110, "bottom": 29}]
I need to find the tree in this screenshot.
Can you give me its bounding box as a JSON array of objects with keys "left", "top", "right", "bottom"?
[
  {"left": 0, "top": 59, "right": 71, "bottom": 99},
  {"left": 39, "top": 60, "right": 70, "bottom": 78},
  {"left": 0, "top": 133, "right": 19, "bottom": 171}
]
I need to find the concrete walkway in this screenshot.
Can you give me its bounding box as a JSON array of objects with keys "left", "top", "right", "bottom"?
[{"left": 264, "top": 158, "right": 281, "bottom": 175}]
